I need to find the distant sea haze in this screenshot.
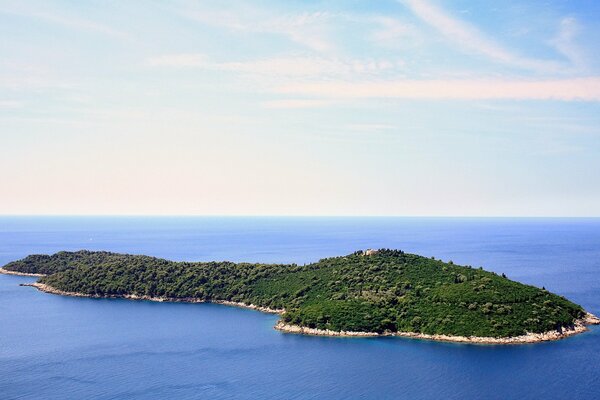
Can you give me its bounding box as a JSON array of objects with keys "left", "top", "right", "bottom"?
[{"left": 1, "top": 217, "right": 600, "bottom": 399}]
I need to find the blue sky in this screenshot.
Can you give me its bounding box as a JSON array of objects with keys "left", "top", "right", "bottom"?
[{"left": 1, "top": 0, "right": 600, "bottom": 216}]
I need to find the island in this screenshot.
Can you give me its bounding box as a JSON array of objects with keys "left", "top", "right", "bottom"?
[{"left": 2, "top": 249, "right": 598, "bottom": 344}]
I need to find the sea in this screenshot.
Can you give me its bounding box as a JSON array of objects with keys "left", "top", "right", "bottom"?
[{"left": 1, "top": 217, "right": 599, "bottom": 399}]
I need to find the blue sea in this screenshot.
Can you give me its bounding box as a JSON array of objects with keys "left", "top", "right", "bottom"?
[{"left": 1, "top": 217, "right": 599, "bottom": 399}]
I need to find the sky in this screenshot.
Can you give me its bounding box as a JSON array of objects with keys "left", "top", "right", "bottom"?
[{"left": 1, "top": 0, "right": 600, "bottom": 216}]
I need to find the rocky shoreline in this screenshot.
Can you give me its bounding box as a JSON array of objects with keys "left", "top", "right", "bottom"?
[
  {"left": 275, "top": 313, "right": 600, "bottom": 344},
  {"left": 0, "top": 267, "right": 46, "bottom": 277},
  {"left": 20, "top": 281, "right": 599, "bottom": 345},
  {"left": 21, "top": 282, "right": 284, "bottom": 314}
]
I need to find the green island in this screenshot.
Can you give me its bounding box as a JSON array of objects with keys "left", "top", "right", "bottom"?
[{"left": 2, "top": 249, "right": 598, "bottom": 344}]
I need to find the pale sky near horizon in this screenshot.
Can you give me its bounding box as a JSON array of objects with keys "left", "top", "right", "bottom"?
[{"left": 1, "top": 0, "right": 600, "bottom": 216}]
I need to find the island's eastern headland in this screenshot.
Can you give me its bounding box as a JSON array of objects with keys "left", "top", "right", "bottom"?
[{"left": 2, "top": 249, "right": 598, "bottom": 344}]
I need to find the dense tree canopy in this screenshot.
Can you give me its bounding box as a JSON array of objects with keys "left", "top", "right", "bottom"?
[{"left": 3, "top": 249, "right": 584, "bottom": 337}]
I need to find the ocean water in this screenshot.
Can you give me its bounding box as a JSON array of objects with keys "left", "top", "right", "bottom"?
[{"left": 0, "top": 217, "right": 599, "bottom": 399}]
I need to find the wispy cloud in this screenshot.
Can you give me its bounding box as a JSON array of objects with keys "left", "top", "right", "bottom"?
[
  {"left": 146, "top": 52, "right": 600, "bottom": 103},
  {"left": 182, "top": 3, "right": 426, "bottom": 55},
  {"left": 369, "top": 16, "right": 422, "bottom": 49},
  {"left": 146, "top": 54, "right": 403, "bottom": 78},
  {"left": 0, "top": 61, "right": 74, "bottom": 90},
  {"left": 261, "top": 99, "right": 335, "bottom": 109},
  {"left": 146, "top": 54, "right": 209, "bottom": 68},
  {"left": 0, "top": 75, "right": 73, "bottom": 90},
  {"left": 0, "top": 4, "right": 127, "bottom": 39},
  {"left": 399, "top": 0, "right": 562, "bottom": 72},
  {"left": 276, "top": 77, "right": 600, "bottom": 101},
  {"left": 346, "top": 123, "right": 398, "bottom": 131},
  {"left": 0, "top": 100, "right": 24, "bottom": 109},
  {"left": 551, "top": 17, "right": 586, "bottom": 72},
  {"left": 182, "top": 5, "right": 335, "bottom": 53}
]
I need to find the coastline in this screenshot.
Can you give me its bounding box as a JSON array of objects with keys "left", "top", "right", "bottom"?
[
  {"left": 22, "top": 281, "right": 599, "bottom": 344},
  {"left": 275, "top": 313, "right": 600, "bottom": 344},
  {"left": 22, "top": 282, "right": 284, "bottom": 314},
  {"left": 0, "top": 267, "right": 46, "bottom": 277}
]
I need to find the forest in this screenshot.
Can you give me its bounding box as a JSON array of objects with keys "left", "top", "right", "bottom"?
[{"left": 3, "top": 249, "right": 584, "bottom": 337}]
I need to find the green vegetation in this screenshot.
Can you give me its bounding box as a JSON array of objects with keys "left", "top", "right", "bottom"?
[{"left": 3, "top": 249, "right": 585, "bottom": 337}]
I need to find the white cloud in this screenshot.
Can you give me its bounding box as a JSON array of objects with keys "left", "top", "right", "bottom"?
[{"left": 275, "top": 77, "right": 600, "bottom": 101}]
